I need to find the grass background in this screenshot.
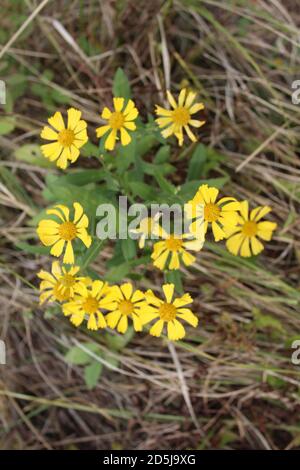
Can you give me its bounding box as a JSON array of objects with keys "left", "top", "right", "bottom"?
[{"left": 0, "top": 0, "right": 300, "bottom": 450}]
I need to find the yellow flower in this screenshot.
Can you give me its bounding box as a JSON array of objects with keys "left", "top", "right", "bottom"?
[
  {"left": 63, "top": 280, "right": 116, "bottom": 330},
  {"left": 37, "top": 202, "right": 92, "bottom": 265},
  {"left": 130, "top": 213, "right": 161, "bottom": 249},
  {"left": 151, "top": 231, "right": 204, "bottom": 271},
  {"left": 96, "top": 97, "right": 138, "bottom": 150},
  {"left": 225, "top": 201, "right": 277, "bottom": 257},
  {"left": 142, "top": 284, "right": 198, "bottom": 341},
  {"left": 155, "top": 88, "right": 205, "bottom": 146},
  {"left": 40, "top": 108, "right": 88, "bottom": 169},
  {"left": 105, "top": 283, "right": 145, "bottom": 333},
  {"left": 37, "top": 261, "right": 87, "bottom": 304},
  {"left": 188, "top": 184, "right": 240, "bottom": 241}
]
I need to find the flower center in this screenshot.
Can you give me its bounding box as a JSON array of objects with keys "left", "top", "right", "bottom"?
[
  {"left": 58, "top": 129, "right": 75, "bottom": 147},
  {"left": 82, "top": 295, "right": 99, "bottom": 315},
  {"left": 119, "top": 300, "right": 134, "bottom": 316},
  {"left": 60, "top": 274, "right": 75, "bottom": 288},
  {"left": 204, "top": 203, "right": 221, "bottom": 222},
  {"left": 242, "top": 221, "right": 257, "bottom": 237},
  {"left": 53, "top": 283, "right": 70, "bottom": 302},
  {"left": 109, "top": 111, "right": 125, "bottom": 130},
  {"left": 159, "top": 302, "right": 177, "bottom": 322},
  {"left": 172, "top": 107, "right": 190, "bottom": 126},
  {"left": 58, "top": 221, "right": 77, "bottom": 241},
  {"left": 165, "top": 236, "right": 183, "bottom": 251}
]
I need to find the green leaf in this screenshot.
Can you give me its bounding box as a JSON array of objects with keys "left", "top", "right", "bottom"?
[
  {"left": 129, "top": 181, "right": 156, "bottom": 199},
  {"left": 164, "top": 270, "right": 183, "bottom": 295},
  {"left": 105, "top": 327, "right": 135, "bottom": 351},
  {"left": 154, "top": 145, "right": 171, "bottom": 164},
  {"left": 153, "top": 171, "right": 177, "bottom": 195},
  {"left": 84, "top": 361, "right": 103, "bottom": 389},
  {"left": 121, "top": 238, "right": 137, "bottom": 261},
  {"left": 113, "top": 68, "right": 131, "bottom": 99},
  {"left": 65, "top": 347, "right": 91, "bottom": 365},
  {"left": 78, "top": 239, "right": 106, "bottom": 270},
  {"left": 179, "top": 177, "right": 229, "bottom": 201},
  {"left": 14, "top": 144, "right": 52, "bottom": 168},
  {"left": 15, "top": 242, "right": 49, "bottom": 255},
  {"left": 187, "top": 143, "right": 207, "bottom": 181},
  {"left": 65, "top": 343, "right": 100, "bottom": 365},
  {"left": 105, "top": 262, "right": 131, "bottom": 282},
  {"left": 0, "top": 116, "right": 15, "bottom": 135}
]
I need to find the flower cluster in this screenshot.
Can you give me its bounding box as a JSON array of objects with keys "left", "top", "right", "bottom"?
[
  {"left": 37, "top": 85, "right": 277, "bottom": 342},
  {"left": 40, "top": 87, "right": 205, "bottom": 165},
  {"left": 38, "top": 258, "right": 197, "bottom": 341}
]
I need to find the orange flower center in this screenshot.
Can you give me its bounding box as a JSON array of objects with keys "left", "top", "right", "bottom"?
[
  {"left": 119, "top": 300, "right": 134, "bottom": 316},
  {"left": 59, "top": 221, "right": 77, "bottom": 241},
  {"left": 159, "top": 302, "right": 177, "bottom": 321},
  {"left": 58, "top": 129, "right": 75, "bottom": 147},
  {"left": 204, "top": 203, "right": 221, "bottom": 222},
  {"left": 60, "top": 274, "right": 76, "bottom": 288},
  {"left": 82, "top": 295, "right": 99, "bottom": 315},
  {"left": 109, "top": 111, "right": 125, "bottom": 130},
  {"left": 165, "top": 236, "right": 183, "bottom": 252},
  {"left": 172, "top": 107, "right": 190, "bottom": 126},
  {"left": 242, "top": 221, "right": 257, "bottom": 237}
]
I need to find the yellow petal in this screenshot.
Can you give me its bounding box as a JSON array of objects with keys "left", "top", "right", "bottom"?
[
  {"left": 96, "top": 125, "right": 111, "bottom": 138},
  {"left": 189, "top": 102, "right": 204, "bottom": 114},
  {"left": 41, "top": 142, "right": 62, "bottom": 161},
  {"left": 101, "top": 107, "right": 112, "bottom": 120},
  {"left": 41, "top": 126, "right": 58, "bottom": 141},
  {"left": 226, "top": 233, "right": 244, "bottom": 255},
  {"left": 185, "top": 91, "right": 197, "bottom": 108},
  {"left": 87, "top": 313, "right": 98, "bottom": 330},
  {"left": 178, "top": 88, "right": 186, "bottom": 106},
  {"left": 250, "top": 236, "right": 264, "bottom": 255},
  {"left": 177, "top": 308, "right": 198, "bottom": 327},
  {"left": 181, "top": 250, "right": 195, "bottom": 266},
  {"left": 167, "top": 319, "right": 185, "bottom": 341},
  {"left": 212, "top": 221, "right": 226, "bottom": 241},
  {"left": 63, "top": 241, "right": 74, "bottom": 264},
  {"left": 169, "top": 251, "right": 180, "bottom": 270},
  {"left": 50, "top": 239, "right": 65, "bottom": 257},
  {"left": 150, "top": 319, "right": 164, "bottom": 337},
  {"left": 48, "top": 111, "right": 65, "bottom": 131},
  {"left": 67, "top": 108, "right": 82, "bottom": 130},
  {"left": 120, "top": 127, "right": 131, "bottom": 146},
  {"left": 240, "top": 237, "right": 251, "bottom": 257},
  {"left": 120, "top": 283, "right": 133, "bottom": 300},
  {"left": 239, "top": 201, "right": 249, "bottom": 221},
  {"left": 113, "top": 97, "right": 124, "bottom": 112},
  {"left": 69, "top": 145, "right": 80, "bottom": 163},
  {"left": 155, "top": 105, "right": 172, "bottom": 116},
  {"left": 106, "top": 311, "right": 121, "bottom": 329},
  {"left": 162, "top": 284, "right": 174, "bottom": 303},
  {"left": 105, "top": 130, "right": 117, "bottom": 150},
  {"left": 117, "top": 315, "right": 128, "bottom": 333},
  {"left": 73, "top": 202, "right": 84, "bottom": 224}
]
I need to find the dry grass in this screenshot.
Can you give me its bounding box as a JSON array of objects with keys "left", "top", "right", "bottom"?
[{"left": 0, "top": 0, "right": 300, "bottom": 450}]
